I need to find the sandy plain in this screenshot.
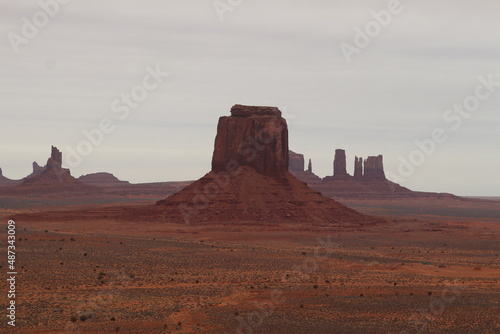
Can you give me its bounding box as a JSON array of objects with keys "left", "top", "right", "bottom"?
[{"left": 0, "top": 194, "right": 499, "bottom": 333}]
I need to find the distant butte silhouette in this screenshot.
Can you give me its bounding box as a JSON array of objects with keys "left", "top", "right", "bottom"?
[
  {"left": 289, "top": 148, "right": 457, "bottom": 198},
  {"left": 2, "top": 146, "right": 99, "bottom": 195}
]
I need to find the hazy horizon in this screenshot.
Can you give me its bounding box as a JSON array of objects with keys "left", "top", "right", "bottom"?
[{"left": 1, "top": 0, "right": 499, "bottom": 196}]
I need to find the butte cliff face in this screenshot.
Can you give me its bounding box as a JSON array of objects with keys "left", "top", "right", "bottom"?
[
  {"left": 156, "top": 105, "right": 368, "bottom": 225},
  {"left": 212, "top": 105, "right": 288, "bottom": 177}
]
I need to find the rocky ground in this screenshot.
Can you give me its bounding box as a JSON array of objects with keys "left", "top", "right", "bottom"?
[{"left": 0, "top": 200, "right": 498, "bottom": 333}]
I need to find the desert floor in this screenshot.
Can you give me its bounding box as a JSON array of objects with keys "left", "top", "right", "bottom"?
[{"left": 0, "top": 196, "right": 499, "bottom": 333}]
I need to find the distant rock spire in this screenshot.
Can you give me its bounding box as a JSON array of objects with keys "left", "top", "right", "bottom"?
[
  {"left": 334, "top": 149, "right": 347, "bottom": 176},
  {"left": 307, "top": 159, "right": 312, "bottom": 173},
  {"left": 47, "top": 146, "right": 63, "bottom": 168},
  {"left": 354, "top": 156, "right": 363, "bottom": 178}
]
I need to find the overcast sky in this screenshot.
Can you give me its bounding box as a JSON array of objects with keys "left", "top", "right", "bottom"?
[{"left": 1, "top": 0, "right": 499, "bottom": 196}]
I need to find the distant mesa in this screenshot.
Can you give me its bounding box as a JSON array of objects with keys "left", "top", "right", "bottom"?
[
  {"left": 2, "top": 146, "right": 99, "bottom": 195},
  {"left": 78, "top": 173, "right": 130, "bottom": 187},
  {"left": 156, "top": 105, "right": 369, "bottom": 224},
  {"left": 289, "top": 151, "right": 305, "bottom": 173}
]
